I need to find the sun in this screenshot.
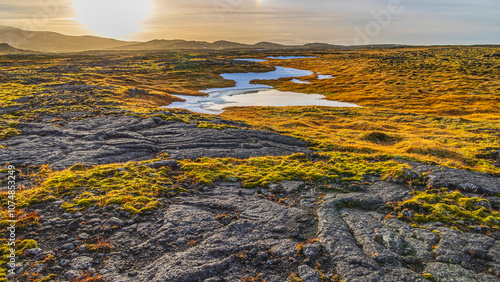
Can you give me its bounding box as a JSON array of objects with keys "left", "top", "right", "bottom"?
[{"left": 73, "top": 0, "right": 152, "bottom": 39}]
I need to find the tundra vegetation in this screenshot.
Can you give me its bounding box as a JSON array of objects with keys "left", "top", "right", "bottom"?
[{"left": 0, "top": 46, "right": 499, "bottom": 281}]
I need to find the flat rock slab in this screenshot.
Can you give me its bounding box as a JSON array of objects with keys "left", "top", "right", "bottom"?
[
  {"left": 101, "top": 183, "right": 314, "bottom": 282},
  {"left": 407, "top": 161, "right": 500, "bottom": 195},
  {"left": 23, "top": 179, "right": 500, "bottom": 281},
  {"left": 0, "top": 116, "right": 309, "bottom": 169}
]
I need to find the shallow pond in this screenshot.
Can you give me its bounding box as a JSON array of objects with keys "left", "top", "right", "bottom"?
[
  {"left": 165, "top": 59, "right": 358, "bottom": 114},
  {"left": 268, "top": 56, "right": 317, "bottom": 60}
]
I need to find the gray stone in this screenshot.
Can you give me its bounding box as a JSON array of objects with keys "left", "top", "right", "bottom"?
[
  {"left": 424, "top": 262, "right": 499, "bottom": 282},
  {"left": 88, "top": 218, "right": 101, "bottom": 225},
  {"left": 281, "top": 180, "right": 304, "bottom": 193},
  {"left": 270, "top": 240, "right": 297, "bottom": 258},
  {"left": 68, "top": 219, "right": 80, "bottom": 230},
  {"left": 303, "top": 242, "right": 322, "bottom": 260},
  {"left": 29, "top": 263, "right": 45, "bottom": 274},
  {"left": 103, "top": 217, "right": 124, "bottom": 227},
  {"left": 61, "top": 213, "right": 73, "bottom": 219},
  {"left": 298, "top": 265, "right": 319, "bottom": 282},
  {"left": 25, "top": 248, "right": 42, "bottom": 255},
  {"left": 433, "top": 228, "right": 495, "bottom": 265},
  {"left": 70, "top": 256, "right": 93, "bottom": 270},
  {"left": 318, "top": 191, "right": 431, "bottom": 282},
  {"left": 78, "top": 233, "right": 90, "bottom": 240},
  {"left": 408, "top": 161, "right": 500, "bottom": 195},
  {"left": 101, "top": 184, "right": 310, "bottom": 282}
]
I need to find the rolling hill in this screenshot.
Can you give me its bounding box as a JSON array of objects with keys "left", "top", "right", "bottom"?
[
  {"left": 0, "top": 43, "right": 33, "bottom": 54},
  {"left": 0, "top": 26, "right": 349, "bottom": 53},
  {"left": 112, "top": 39, "right": 342, "bottom": 51},
  {"left": 0, "top": 26, "right": 133, "bottom": 53}
]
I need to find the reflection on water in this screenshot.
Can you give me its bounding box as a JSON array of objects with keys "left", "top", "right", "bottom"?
[
  {"left": 165, "top": 59, "right": 358, "bottom": 114},
  {"left": 234, "top": 58, "right": 268, "bottom": 62},
  {"left": 267, "top": 56, "right": 317, "bottom": 59},
  {"left": 203, "top": 67, "right": 313, "bottom": 93},
  {"left": 167, "top": 89, "right": 358, "bottom": 114},
  {"left": 291, "top": 78, "right": 311, "bottom": 84},
  {"left": 318, "top": 74, "right": 334, "bottom": 79}
]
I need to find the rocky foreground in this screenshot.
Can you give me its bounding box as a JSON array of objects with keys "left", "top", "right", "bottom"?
[
  {"left": 1, "top": 115, "right": 500, "bottom": 282},
  {"left": 0, "top": 115, "right": 309, "bottom": 169}
]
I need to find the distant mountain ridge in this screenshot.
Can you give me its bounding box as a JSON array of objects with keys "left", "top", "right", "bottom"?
[
  {"left": 0, "top": 43, "right": 33, "bottom": 54},
  {"left": 112, "top": 39, "right": 341, "bottom": 51},
  {"left": 0, "top": 26, "right": 132, "bottom": 52},
  {"left": 0, "top": 25, "right": 347, "bottom": 53}
]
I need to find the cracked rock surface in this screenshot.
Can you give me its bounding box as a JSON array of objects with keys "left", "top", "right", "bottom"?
[
  {"left": 24, "top": 170, "right": 500, "bottom": 282},
  {"left": 3, "top": 116, "right": 499, "bottom": 281},
  {"left": 0, "top": 116, "right": 309, "bottom": 169}
]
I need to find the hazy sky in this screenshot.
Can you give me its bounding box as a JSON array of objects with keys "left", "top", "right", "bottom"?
[{"left": 0, "top": 0, "right": 499, "bottom": 45}]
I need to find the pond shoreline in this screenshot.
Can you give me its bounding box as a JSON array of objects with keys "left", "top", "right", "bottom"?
[{"left": 166, "top": 57, "right": 357, "bottom": 114}]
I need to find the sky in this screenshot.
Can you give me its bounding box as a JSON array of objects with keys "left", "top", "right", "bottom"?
[{"left": 0, "top": 0, "right": 499, "bottom": 45}]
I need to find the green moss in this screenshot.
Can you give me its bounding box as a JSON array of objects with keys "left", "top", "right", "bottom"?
[
  {"left": 196, "top": 121, "right": 236, "bottom": 130},
  {"left": 362, "top": 131, "right": 399, "bottom": 144},
  {"left": 392, "top": 189, "right": 500, "bottom": 230},
  {"left": 149, "top": 113, "right": 201, "bottom": 124},
  {"left": 178, "top": 152, "right": 406, "bottom": 188},
  {"left": 4, "top": 160, "right": 181, "bottom": 214},
  {"left": 422, "top": 273, "right": 434, "bottom": 281},
  {"left": 39, "top": 274, "right": 57, "bottom": 281},
  {"left": 0, "top": 120, "right": 20, "bottom": 140},
  {"left": 0, "top": 239, "right": 38, "bottom": 279}
]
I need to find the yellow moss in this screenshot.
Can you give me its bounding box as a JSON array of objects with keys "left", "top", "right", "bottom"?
[
  {"left": 0, "top": 239, "right": 38, "bottom": 280},
  {"left": 422, "top": 273, "right": 434, "bottom": 281},
  {"left": 1, "top": 160, "right": 181, "bottom": 214},
  {"left": 178, "top": 152, "right": 406, "bottom": 188},
  {"left": 222, "top": 107, "right": 499, "bottom": 175},
  {"left": 391, "top": 189, "right": 500, "bottom": 230},
  {"left": 196, "top": 121, "right": 237, "bottom": 130},
  {"left": 39, "top": 274, "right": 57, "bottom": 281}
]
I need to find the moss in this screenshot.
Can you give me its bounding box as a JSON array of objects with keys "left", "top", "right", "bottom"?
[
  {"left": 222, "top": 106, "right": 499, "bottom": 175},
  {"left": 0, "top": 120, "right": 20, "bottom": 140},
  {"left": 85, "top": 241, "right": 113, "bottom": 253},
  {"left": 422, "top": 273, "right": 434, "bottom": 281},
  {"left": 196, "top": 121, "right": 236, "bottom": 130},
  {"left": 178, "top": 152, "right": 406, "bottom": 188},
  {"left": 0, "top": 239, "right": 38, "bottom": 279},
  {"left": 258, "top": 47, "right": 500, "bottom": 117},
  {"left": 1, "top": 160, "right": 182, "bottom": 214},
  {"left": 39, "top": 274, "right": 57, "bottom": 281},
  {"left": 362, "top": 131, "right": 399, "bottom": 144},
  {"left": 390, "top": 189, "right": 500, "bottom": 231},
  {"left": 288, "top": 274, "right": 305, "bottom": 282}
]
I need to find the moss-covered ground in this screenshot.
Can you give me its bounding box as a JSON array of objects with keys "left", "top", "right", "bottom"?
[
  {"left": 389, "top": 188, "right": 500, "bottom": 234},
  {"left": 0, "top": 46, "right": 499, "bottom": 280}
]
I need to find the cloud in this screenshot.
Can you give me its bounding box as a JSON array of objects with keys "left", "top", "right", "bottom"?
[{"left": 0, "top": 0, "right": 498, "bottom": 44}]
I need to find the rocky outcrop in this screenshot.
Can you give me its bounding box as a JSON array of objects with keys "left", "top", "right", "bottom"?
[
  {"left": 103, "top": 183, "right": 315, "bottom": 281},
  {"left": 3, "top": 116, "right": 499, "bottom": 282},
  {"left": 20, "top": 175, "right": 500, "bottom": 281},
  {"left": 0, "top": 116, "right": 309, "bottom": 169},
  {"left": 407, "top": 161, "right": 500, "bottom": 196}
]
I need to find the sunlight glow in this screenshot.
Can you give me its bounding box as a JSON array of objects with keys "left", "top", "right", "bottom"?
[{"left": 73, "top": 0, "right": 152, "bottom": 39}]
